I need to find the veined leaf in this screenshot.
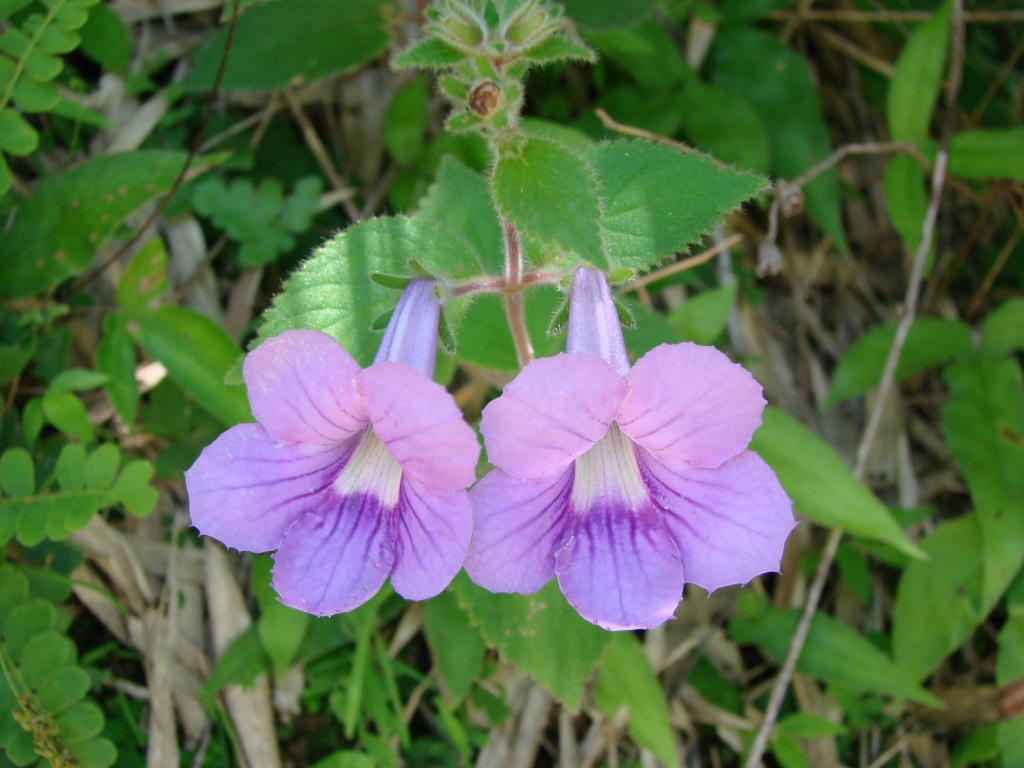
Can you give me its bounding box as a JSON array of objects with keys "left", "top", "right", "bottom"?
[{"left": 751, "top": 407, "right": 923, "bottom": 558}]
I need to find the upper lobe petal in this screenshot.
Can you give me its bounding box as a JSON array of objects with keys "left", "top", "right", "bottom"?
[
  {"left": 465, "top": 468, "right": 573, "bottom": 594},
  {"left": 480, "top": 353, "right": 626, "bottom": 479},
  {"left": 244, "top": 329, "right": 367, "bottom": 446},
  {"left": 619, "top": 343, "right": 765, "bottom": 469},
  {"left": 555, "top": 501, "right": 683, "bottom": 631},
  {"left": 389, "top": 478, "right": 473, "bottom": 601},
  {"left": 185, "top": 423, "right": 350, "bottom": 553},
  {"left": 356, "top": 362, "right": 479, "bottom": 496},
  {"left": 271, "top": 491, "right": 394, "bottom": 616},
  {"left": 641, "top": 449, "right": 796, "bottom": 593}
]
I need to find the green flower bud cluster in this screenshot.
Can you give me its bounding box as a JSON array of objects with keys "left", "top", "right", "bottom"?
[{"left": 394, "top": 0, "right": 594, "bottom": 146}]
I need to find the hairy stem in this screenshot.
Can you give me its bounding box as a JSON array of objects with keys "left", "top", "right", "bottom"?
[{"left": 502, "top": 219, "right": 533, "bottom": 368}]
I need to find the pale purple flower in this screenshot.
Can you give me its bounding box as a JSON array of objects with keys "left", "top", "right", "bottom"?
[
  {"left": 185, "top": 280, "right": 479, "bottom": 615},
  {"left": 465, "top": 268, "right": 796, "bottom": 630}
]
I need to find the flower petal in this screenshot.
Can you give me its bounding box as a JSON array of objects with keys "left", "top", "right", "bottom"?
[
  {"left": 185, "top": 423, "right": 350, "bottom": 553},
  {"left": 244, "top": 329, "right": 367, "bottom": 446},
  {"left": 641, "top": 449, "right": 796, "bottom": 593},
  {"left": 465, "top": 468, "right": 573, "bottom": 594},
  {"left": 389, "top": 479, "right": 473, "bottom": 601},
  {"left": 271, "top": 491, "right": 394, "bottom": 615},
  {"left": 356, "top": 361, "right": 479, "bottom": 495},
  {"left": 555, "top": 503, "right": 683, "bottom": 631},
  {"left": 619, "top": 343, "right": 765, "bottom": 469},
  {"left": 480, "top": 353, "right": 626, "bottom": 478}
]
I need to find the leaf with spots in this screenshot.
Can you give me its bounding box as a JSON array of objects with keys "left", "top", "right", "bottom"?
[{"left": 0, "top": 150, "right": 200, "bottom": 299}]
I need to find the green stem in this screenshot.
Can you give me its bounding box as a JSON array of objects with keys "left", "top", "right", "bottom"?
[{"left": 502, "top": 219, "right": 533, "bottom": 368}]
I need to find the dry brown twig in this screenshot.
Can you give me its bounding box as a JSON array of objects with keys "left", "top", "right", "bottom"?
[{"left": 743, "top": 1, "right": 965, "bottom": 764}]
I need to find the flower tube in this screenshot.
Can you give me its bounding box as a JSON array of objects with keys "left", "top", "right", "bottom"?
[
  {"left": 186, "top": 280, "right": 479, "bottom": 615},
  {"left": 465, "top": 268, "right": 796, "bottom": 630}
]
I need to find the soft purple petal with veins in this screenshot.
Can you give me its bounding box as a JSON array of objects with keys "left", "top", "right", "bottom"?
[
  {"left": 480, "top": 353, "right": 626, "bottom": 478},
  {"left": 618, "top": 343, "right": 766, "bottom": 469},
  {"left": 271, "top": 492, "right": 394, "bottom": 615},
  {"left": 244, "top": 330, "right": 367, "bottom": 446},
  {"left": 555, "top": 502, "right": 683, "bottom": 631},
  {"left": 465, "top": 468, "right": 573, "bottom": 593},
  {"left": 640, "top": 449, "right": 796, "bottom": 593},
  {"left": 185, "top": 423, "right": 351, "bottom": 553},
  {"left": 356, "top": 361, "right": 480, "bottom": 495},
  {"left": 389, "top": 478, "right": 473, "bottom": 601}
]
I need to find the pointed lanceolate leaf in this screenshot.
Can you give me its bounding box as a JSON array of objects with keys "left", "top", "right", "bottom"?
[
  {"left": 393, "top": 36, "right": 465, "bottom": 69},
  {"left": 886, "top": 1, "right": 950, "bottom": 145},
  {"left": 453, "top": 574, "right": 611, "bottom": 709},
  {"left": 255, "top": 215, "right": 478, "bottom": 366},
  {"left": 589, "top": 140, "right": 767, "bottom": 272},
  {"left": 492, "top": 137, "right": 607, "bottom": 269},
  {"left": 942, "top": 354, "right": 1024, "bottom": 605},
  {"left": 751, "top": 407, "right": 923, "bottom": 558}
]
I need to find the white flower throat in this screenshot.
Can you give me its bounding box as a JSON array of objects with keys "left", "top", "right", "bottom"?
[
  {"left": 570, "top": 424, "right": 648, "bottom": 512},
  {"left": 333, "top": 428, "right": 403, "bottom": 508}
]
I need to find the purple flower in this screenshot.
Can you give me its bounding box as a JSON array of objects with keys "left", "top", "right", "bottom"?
[
  {"left": 464, "top": 268, "right": 796, "bottom": 630},
  {"left": 185, "top": 280, "right": 479, "bottom": 615}
]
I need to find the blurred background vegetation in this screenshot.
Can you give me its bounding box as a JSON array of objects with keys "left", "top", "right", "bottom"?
[{"left": 1, "top": 1, "right": 1023, "bottom": 767}]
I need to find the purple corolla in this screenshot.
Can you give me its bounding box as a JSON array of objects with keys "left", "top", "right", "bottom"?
[
  {"left": 186, "top": 280, "right": 479, "bottom": 615},
  {"left": 465, "top": 268, "right": 796, "bottom": 630}
]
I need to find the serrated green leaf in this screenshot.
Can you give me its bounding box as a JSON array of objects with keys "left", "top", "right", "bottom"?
[
  {"left": 35, "top": 667, "right": 91, "bottom": 715},
  {"left": 943, "top": 354, "right": 1024, "bottom": 605},
  {"left": 0, "top": 150, "right": 195, "bottom": 299},
  {"left": 256, "top": 216, "right": 477, "bottom": 366},
  {"left": 751, "top": 407, "right": 923, "bottom": 557},
  {"left": 594, "top": 633, "right": 680, "bottom": 768},
  {"left": 42, "top": 388, "right": 92, "bottom": 441},
  {"left": 95, "top": 312, "right": 139, "bottom": 424},
  {"left": 731, "top": 595, "right": 941, "bottom": 706},
  {"left": 892, "top": 515, "right": 989, "bottom": 681},
  {"left": 0, "top": 108, "right": 38, "bottom": 155},
  {"left": 56, "top": 443, "right": 86, "bottom": 491},
  {"left": 188, "top": 0, "right": 394, "bottom": 92},
  {"left": 590, "top": 140, "right": 767, "bottom": 272},
  {"left": 383, "top": 77, "right": 428, "bottom": 166},
  {"left": 0, "top": 448, "right": 34, "bottom": 497},
  {"left": 393, "top": 36, "right": 465, "bottom": 69},
  {"left": 983, "top": 298, "right": 1024, "bottom": 355},
  {"left": 710, "top": 27, "right": 847, "bottom": 252},
  {"left": 887, "top": 2, "right": 950, "bottom": 145},
  {"left": 11, "top": 75, "right": 59, "bottom": 112},
  {"left": 948, "top": 127, "right": 1024, "bottom": 182},
  {"left": 417, "top": 156, "right": 504, "bottom": 276},
  {"left": 453, "top": 575, "right": 611, "bottom": 709},
  {"left": 493, "top": 138, "right": 606, "bottom": 268},
  {"left": 824, "top": 318, "right": 972, "bottom": 409},
  {"left": 18, "top": 630, "right": 74, "bottom": 687},
  {"left": 133, "top": 306, "right": 251, "bottom": 427},
  {"left": 84, "top": 443, "right": 119, "bottom": 490},
  {"left": 423, "top": 588, "right": 486, "bottom": 706},
  {"left": 521, "top": 34, "right": 595, "bottom": 64},
  {"left": 54, "top": 701, "right": 104, "bottom": 744}
]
